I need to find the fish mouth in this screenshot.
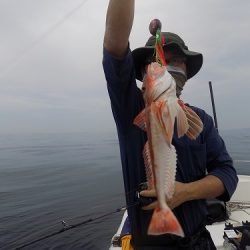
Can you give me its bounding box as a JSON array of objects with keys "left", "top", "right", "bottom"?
[{"left": 153, "top": 86, "right": 171, "bottom": 102}]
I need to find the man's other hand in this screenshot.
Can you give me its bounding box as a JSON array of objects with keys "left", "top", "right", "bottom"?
[{"left": 139, "top": 181, "right": 188, "bottom": 210}]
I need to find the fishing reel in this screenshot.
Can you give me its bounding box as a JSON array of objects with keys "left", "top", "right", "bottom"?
[{"left": 136, "top": 182, "right": 157, "bottom": 207}]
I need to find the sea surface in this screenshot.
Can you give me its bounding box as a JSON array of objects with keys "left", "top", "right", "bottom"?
[{"left": 0, "top": 129, "right": 250, "bottom": 250}]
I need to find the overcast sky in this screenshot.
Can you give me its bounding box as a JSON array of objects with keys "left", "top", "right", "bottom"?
[{"left": 0, "top": 0, "right": 249, "bottom": 134}]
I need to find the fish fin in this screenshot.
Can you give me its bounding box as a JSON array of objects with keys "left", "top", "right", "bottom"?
[
  {"left": 158, "top": 101, "right": 173, "bottom": 145},
  {"left": 133, "top": 109, "right": 146, "bottom": 131},
  {"left": 178, "top": 100, "right": 203, "bottom": 139},
  {"left": 186, "top": 130, "right": 196, "bottom": 140},
  {"left": 164, "top": 145, "right": 177, "bottom": 199},
  {"left": 176, "top": 104, "right": 189, "bottom": 138},
  {"left": 185, "top": 107, "right": 203, "bottom": 139},
  {"left": 163, "top": 97, "right": 187, "bottom": 143},
  {"left": 148, "top": 206, "right": 184, "bottom": 237},
  {"left": 143, "top": 141, "right": 155, "bottom": 190}
]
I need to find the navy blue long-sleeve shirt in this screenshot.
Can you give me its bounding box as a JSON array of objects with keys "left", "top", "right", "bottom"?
[{"left": 103, "top": 47, "right": 238, "bottom": 246}]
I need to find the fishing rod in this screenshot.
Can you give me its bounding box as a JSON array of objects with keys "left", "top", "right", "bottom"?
[
  {"left": 14, "top": 184, "right": 146, "bottom": 249},
  {"left": 208, "top": 81, "right": 218, "bottom": 130},
  {"left": 14, "top": 202, "right": 138, "bottom": 250}
]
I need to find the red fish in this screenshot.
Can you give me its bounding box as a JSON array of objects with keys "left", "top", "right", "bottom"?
[{"left": 134, "top": 62, "right": 203, "bottom": 236}]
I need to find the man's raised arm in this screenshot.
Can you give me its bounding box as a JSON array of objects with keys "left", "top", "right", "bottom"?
[{"left": 104, "top": 0, "right": 135, "bottom": 58}]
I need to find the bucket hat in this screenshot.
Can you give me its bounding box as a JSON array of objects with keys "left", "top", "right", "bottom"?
[{"left": 132, "top": 32, "right": 203, "bottom": 81}]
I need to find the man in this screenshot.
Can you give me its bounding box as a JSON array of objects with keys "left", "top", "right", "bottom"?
[{"left": 103, "top": 1, "right": 238, "bottom": 249}]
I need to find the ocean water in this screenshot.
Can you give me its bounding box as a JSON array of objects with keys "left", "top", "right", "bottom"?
[{"left": 0, "top": 129, "right": 250, "bottom": 250}]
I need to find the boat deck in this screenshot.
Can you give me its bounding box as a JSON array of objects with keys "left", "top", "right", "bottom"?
[
  {"left": 207, "top": 175, "right": 250, "bottom": 249},
  {"left": 110, "top": 175, "right": 250, "bottom": 249}
]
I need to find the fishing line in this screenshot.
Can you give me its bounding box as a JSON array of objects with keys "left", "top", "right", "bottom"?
[
  {"left": 0, "top": 0, "right": 89, "bottom": 78},
  {"left": 14, "top": 202, "right": 139, "bottom": 250},
  {"left": 226, "top": 201, "right": 250, "bottom": 224},
  {"left": 15, "top": 187, "right": 142, "bottom": 249}
]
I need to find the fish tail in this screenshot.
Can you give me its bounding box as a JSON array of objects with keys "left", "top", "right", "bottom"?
[{"left": 148, "top": 206, "right": 184, "bottom": 237}]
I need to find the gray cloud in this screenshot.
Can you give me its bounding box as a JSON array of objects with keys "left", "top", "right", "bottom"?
[{"left": 0, "top": 0, "right": 249, "bottom": 134}]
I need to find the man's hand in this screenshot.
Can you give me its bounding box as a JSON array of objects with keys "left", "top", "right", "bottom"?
[
  {"left": 139, "top": 181, "right": 189, "bottom": 210},
  {"left": 139, "top": 175, "right": 225, "bottom": 210}
]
